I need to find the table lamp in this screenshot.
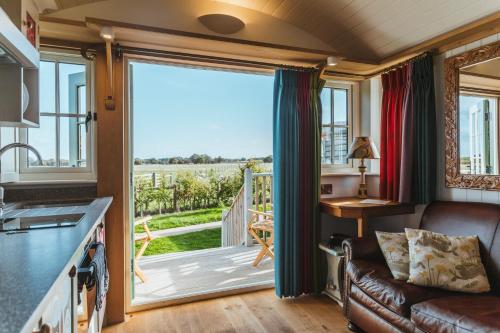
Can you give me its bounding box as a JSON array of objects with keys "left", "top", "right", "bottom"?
[{"left": 347, "top": 136, "right": 380, "bottom": 198}]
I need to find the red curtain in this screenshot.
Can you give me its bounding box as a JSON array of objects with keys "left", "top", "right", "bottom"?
[{"left": 380, "top": 66, "right": 408, "bottom": 201}]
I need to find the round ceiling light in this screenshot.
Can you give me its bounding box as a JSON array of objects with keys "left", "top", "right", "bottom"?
[
  {"left": 198, "top": 14, "right": 245, "bottom": 35},
  {"left": 327, "top": 56, "right": 339, "bottom": 66}
]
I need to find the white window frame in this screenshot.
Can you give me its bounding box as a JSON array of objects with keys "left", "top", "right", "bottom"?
[
  {"left": 321, "top": 82, "right": 356, "bottom": 173},
  {"left": 19, "top": 51, "right": 96, "bottom": 181}
]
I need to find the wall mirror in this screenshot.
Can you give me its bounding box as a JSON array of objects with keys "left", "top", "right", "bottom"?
[{"left": 445, "top": 40, "right": 500, "bottom": 189}]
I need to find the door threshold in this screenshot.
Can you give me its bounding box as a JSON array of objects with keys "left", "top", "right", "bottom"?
[{"left": 128, "top": 281, "right": 275, "bottom": 313}]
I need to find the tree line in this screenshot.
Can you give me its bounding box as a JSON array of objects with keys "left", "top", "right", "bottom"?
[{"left": 134, "top": 154, "right": 272, "bottom": 165}]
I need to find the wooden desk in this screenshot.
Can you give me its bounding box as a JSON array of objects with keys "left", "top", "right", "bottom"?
[{"left": 320, "top": 197, "right": 415, "bottom": 238}]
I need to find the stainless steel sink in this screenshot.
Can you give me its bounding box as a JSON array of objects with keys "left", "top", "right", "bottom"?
[{"left": 0, "top": 213, "right": 85, "bottom": 231}]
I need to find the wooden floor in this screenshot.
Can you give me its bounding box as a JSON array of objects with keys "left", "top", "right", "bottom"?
[
  {"left": 105, "top": 289, "right": 349, "bottom": 333},
  {"left": 134, "top": 246, "right": 274, "bottom": 304}
]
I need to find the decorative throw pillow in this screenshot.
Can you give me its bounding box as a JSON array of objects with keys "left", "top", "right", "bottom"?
[
  {"left": 375, "top": 231, "right": 410, "bottom": 280},
  {"left": 405, "top": 228, "right": 490, "bottom": 293}
]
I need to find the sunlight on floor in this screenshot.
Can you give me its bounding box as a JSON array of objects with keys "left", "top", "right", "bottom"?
[{"left": 133, "top": 246, "right": 274, "bottom": 304}]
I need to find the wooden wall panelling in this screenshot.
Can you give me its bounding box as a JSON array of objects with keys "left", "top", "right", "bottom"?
[{"left": 96, "top": 50, "right": 126, "bottom": 324}]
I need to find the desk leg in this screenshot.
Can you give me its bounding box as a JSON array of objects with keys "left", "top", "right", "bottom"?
[{"left": 357, "top": 217, "right": 368, "bottom": 238}]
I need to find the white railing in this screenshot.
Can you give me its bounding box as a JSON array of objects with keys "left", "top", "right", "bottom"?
[
  {"left": 221, "top": 186, "right": 245, "bottom": 247},
  {"left": 221, "top": 168, "right": 273, "bottom": 247}
]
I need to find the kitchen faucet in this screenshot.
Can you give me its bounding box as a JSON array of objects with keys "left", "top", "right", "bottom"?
[{"left": 0, "top": 143, "right": 43, "bottom": 216}]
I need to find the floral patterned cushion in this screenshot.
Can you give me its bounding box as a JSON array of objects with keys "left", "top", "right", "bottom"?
[
  {"left": 375, "top": 231, "right": 410, "bottom": 280},
  {"left": 405, "top": 228, "right": 490, "bottom": 293}
]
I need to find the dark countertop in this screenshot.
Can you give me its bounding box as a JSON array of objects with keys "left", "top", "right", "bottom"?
[{"left": 0, "top": 197, "right": 112, "bottom": 333}]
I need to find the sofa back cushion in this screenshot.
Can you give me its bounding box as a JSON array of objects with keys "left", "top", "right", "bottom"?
[{"left": 419, "top": 201, "right": 500, "bottom": 294}]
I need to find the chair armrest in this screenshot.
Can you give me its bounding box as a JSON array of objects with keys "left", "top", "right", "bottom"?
[
  {"left": 342, "top": 237, "right": 383, "bottom": 262},
  {"left": 248, "top": 209, "right": 274, "bottom": 219}
]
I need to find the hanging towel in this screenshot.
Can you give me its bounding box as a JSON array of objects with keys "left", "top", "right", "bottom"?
[{"left": 87, "top": 242, "right": 109, "bottom": 311}]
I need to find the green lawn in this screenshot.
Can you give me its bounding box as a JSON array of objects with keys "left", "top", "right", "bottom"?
[
  {"left": 135, "top": 207, "right": 225, "bottom": 233},
  {"left": 136, "top": 228, "right": 221, "bottom": 256}
]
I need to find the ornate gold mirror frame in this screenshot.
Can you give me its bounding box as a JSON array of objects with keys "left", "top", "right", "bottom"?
[{"left": 444, "top": 40, "right": 500, "bottom": 190}]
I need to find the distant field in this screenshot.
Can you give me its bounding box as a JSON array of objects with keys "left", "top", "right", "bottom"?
[{"left": 134, "top": 163, "right": 272, "bottom": 183}]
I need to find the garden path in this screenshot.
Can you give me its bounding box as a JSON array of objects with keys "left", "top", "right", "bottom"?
[{"left": 138, "top": 221, "right": 222, "bottom": 239}]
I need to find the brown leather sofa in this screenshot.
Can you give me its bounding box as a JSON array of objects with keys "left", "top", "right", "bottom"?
[{"left": 342, "top": 201, "right": 500, "bottom": 333}]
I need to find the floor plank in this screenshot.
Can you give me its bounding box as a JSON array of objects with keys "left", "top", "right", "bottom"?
[{"left": 104, "top": 289, "right": 349, "bottom": 333}]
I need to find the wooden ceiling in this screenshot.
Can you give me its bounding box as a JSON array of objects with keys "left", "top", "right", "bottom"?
[{"left": 45, "top": 0, "right": 500, "bottom": 62}]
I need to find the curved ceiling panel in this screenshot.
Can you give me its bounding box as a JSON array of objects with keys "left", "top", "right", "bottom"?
[
  {"left": 42, "top": 0, "right": 500, "bottom": 62},
  {"left": 43, "top": 0, "right": 337, "bottom": 54}
]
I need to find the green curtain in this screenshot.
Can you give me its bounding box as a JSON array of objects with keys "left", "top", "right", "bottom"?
[
  {"left": 412, "top": 54, "right": 436, "bottom": 204},
  {"left": 273, "top": 69, "right": 325, "bottom": 297}
]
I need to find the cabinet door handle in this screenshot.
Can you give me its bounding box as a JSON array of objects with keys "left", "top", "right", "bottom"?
[{"left": 33, "top": 323, "right": 52, "bottom": 333}]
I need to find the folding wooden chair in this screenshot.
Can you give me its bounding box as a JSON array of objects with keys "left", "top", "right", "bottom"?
[
  {"left": 247, "top": 209, "right": 274, "bottom": 267},
  {"left": 134, "top": 216, "right": 154, "bottom": 283}
]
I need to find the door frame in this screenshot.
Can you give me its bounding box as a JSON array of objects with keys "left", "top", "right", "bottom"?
[{"left": 123, "top": 55, "right": 275, "bottom": 314}]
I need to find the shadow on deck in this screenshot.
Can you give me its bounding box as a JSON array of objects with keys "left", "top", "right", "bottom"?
[{"left": 133, "top": 246, "right": 275, "bottom": 304}]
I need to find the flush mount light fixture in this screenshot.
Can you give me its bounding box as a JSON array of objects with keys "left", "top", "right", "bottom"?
[
  {"left": 100, "top": 26, "right": 115, "bottom": 41},
  {"left": 327, "top": 56, "right": 339, "bottom": 66},
  {"left": 198, "top": 14, "right": 245, "bottom": 35}
]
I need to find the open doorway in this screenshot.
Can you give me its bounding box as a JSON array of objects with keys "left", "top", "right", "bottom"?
[{"left": 128, "top": 60, "right": 275, "bottom": 306}]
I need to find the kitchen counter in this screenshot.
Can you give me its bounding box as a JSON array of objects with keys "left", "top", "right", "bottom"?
[{"left": 0, "top": 197, "right": 112, "bottom": 333}]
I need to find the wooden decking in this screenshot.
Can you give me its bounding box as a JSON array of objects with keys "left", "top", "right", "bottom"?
[
  {"left": 105, "top": 289, "right": 348, "bottom": 333},
  {"left": 133, "top": 246, "right": 274, "bottom": 304}
]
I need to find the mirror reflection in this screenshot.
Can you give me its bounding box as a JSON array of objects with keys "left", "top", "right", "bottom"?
[{"left": 459, "top": 57, "right": 500, "bottom": 175}]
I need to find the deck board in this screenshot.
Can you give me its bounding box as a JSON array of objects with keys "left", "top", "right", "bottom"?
[{"left": 134, "top": 246, "right": 274, "bottom": 304}]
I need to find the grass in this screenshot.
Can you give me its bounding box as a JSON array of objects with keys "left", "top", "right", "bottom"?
[
  {"left": 135, "top": 207, "right": 225, "bottom": 233},
  {"left": 136, "top": 228, "right": 221, "bottom": 256}
]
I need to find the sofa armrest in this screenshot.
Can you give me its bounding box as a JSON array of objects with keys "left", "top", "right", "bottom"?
[
  {"left": 342, "top": 237, "right": 384, "bottom": 261},
  {"left": 342, "top": 237, "right": 384, "bottom": 317}
]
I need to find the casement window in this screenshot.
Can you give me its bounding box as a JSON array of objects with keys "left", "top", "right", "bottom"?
[
  {"left": 20, "top": 52, "right": 95, "bottom": 181},
  {"left": 320, "top": 83, "right": 353, "bottom": 169}
]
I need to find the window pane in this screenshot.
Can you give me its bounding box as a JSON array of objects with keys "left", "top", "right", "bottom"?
[
  {"left": 79, "top": 121, "right": 87, "bottom": 167},
  {"left": 333, "top": 89, "right": 348, "bottom": 126},
  {"left": 321, "top": 88, "right": 331, "bottom": 124},
  {"left": 28, "top": 116, "right": 56, "bottom": 167},
  {"left": 78, "top": 85, "right": 86, "bottom": 115},
  {"left": 39, "top": 61, "right": 56, "bottom": 113},
  {"left": 59, "top": 116, "right": 86, "bottom": 167},
  {"left": 321, "top": 126, "right": 332, "bottom": 164},
  {"left": 333, "top": 127, "right": 348, "bottom": 164},
  {"left": 59, "top": 63, "right": 86, "bottom": 115}
]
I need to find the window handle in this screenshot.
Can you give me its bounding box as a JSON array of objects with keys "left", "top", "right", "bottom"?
[{"left": 85, "top": 111, "right": 92, "bottom": 132}]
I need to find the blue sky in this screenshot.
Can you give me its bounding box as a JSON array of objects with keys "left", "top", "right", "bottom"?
[{"left": 131, "top": 62, "right": 274, "bottom": 159}]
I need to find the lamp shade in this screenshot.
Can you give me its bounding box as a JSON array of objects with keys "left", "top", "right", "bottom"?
[{"left": 347, "top": 136, "right": 380, "bottom": 159}]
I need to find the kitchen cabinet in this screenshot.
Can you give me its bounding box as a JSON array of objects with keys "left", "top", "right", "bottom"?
[
  {"left": 0, "top": 2, "right": 39, "bottom": 128},
  {"left": 0, "top": 0, "right": 40, "bottom": 49},
  {"left": 31, "top": 266, "right": 77, "bottom": 333},
  {"left": 31, "top": 218, "right": 107, "bottom": 333}
]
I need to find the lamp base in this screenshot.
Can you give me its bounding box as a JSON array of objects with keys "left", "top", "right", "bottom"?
[{"left": 357, "top": 183, "right": 367, "bottom": 199}]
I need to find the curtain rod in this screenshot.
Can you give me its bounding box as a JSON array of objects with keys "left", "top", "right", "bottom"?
[
  {"left": 117, "top": 45, "right": 319, "bottom": 72},
  {"left": 373, "top": 50, "right": 436, "bottom": 77},
  {"left": 40, "top": 39, "right": 321, "bottom": 72}
]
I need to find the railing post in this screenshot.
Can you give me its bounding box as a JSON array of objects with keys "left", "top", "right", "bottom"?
[
  {"left": 244, "top": 168, "right": 253, "bottom": 247},
  {"left": 221, "top": 209, "right": 228, "bottom": 247}
]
